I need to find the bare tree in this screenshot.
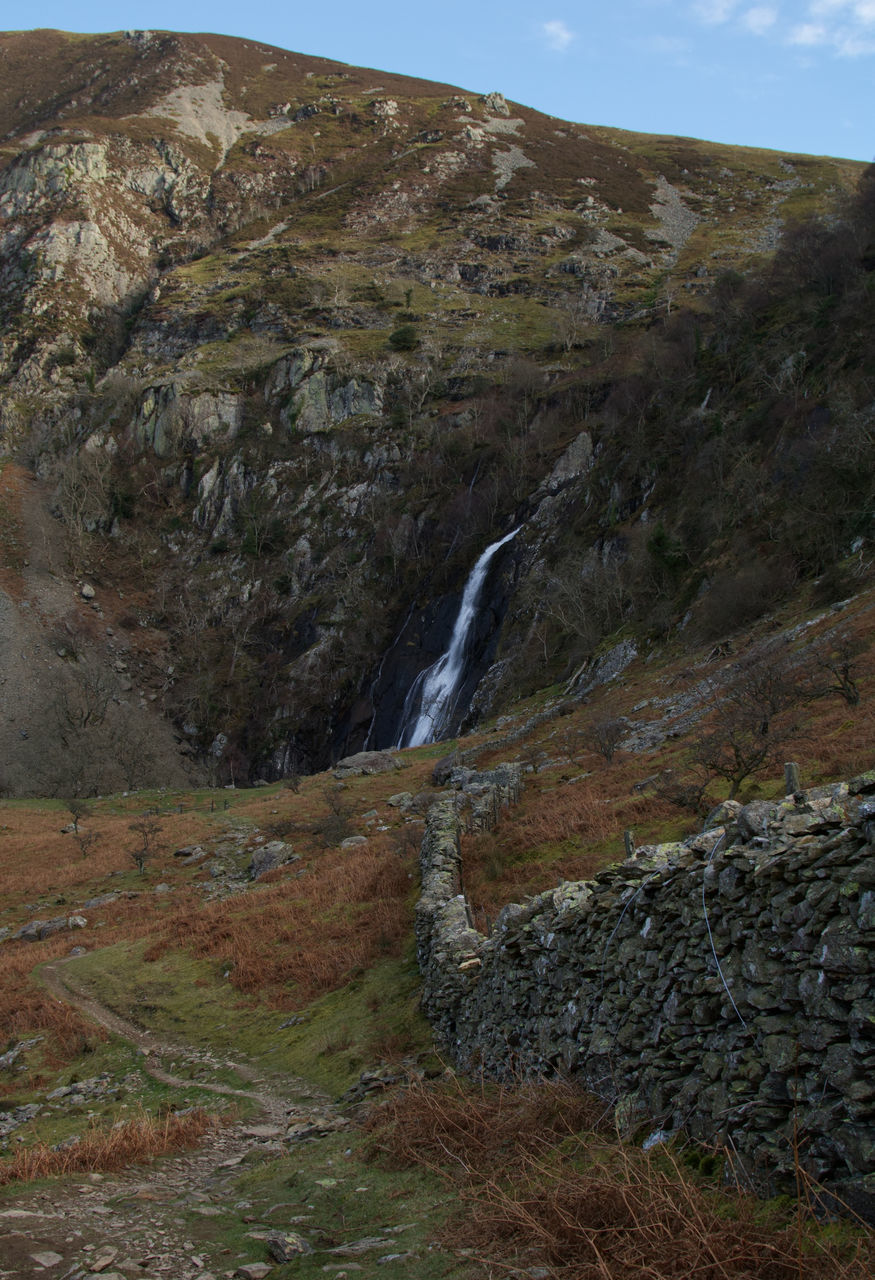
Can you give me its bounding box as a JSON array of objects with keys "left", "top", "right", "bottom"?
[
  {"left": 64, "top": 797, "right": 99, "bottom": 858},
  {"left": 554, "top": 284, "right": 604, "bottom": 351},
  {"left": 53, "top": 658, "right": 113, "bottom": 745},
  {"left": 584, "top": 714, "right": 627, "bottom": 764},
  {"left": 692, "top": 643, "right": 808, "bottom": 798},
  {"left": 75, "top": 830, "right": 100, "bottom": 860},
  {"left": 54, "top": 448, "right": 112, "bottom": 575},
  {"left": 65, "top": 797, "right": 92, "bottom": 834},
  {"left": 537, "top": 550, "right": 629, "bottom": 656},
  {"left": 316, "top": 785, "right": 354, "bottom": 848},
  {"left": 110, "top": 719, "right": 158, "bottom": 792},
  {"left": 129, "top": 814, "right": 163, "bottom": 874},
  {"left": 809, "top": 628, "right": 863, "bottom": 707}
]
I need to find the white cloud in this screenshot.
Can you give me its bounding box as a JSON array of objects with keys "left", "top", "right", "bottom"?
[
  {"left": 786, "top": 1, "right": 875, "bottom": 53},
  {"left": 688, "top": 0, "right": 875, "bottom": 53},
  {"left": 790, "top": 21, "right": 829, "bottom": 44},
  {"left": 834, "top": 29, "right": 875, "bottom": 52},
  {"left": 810, "top": 0, "right": 875, "bottom": 17},
  {"left": 741, "top": 5, "right": 778, "bottom": 33},
  {"left": 692, "top": 0, "right": 739, "bottom": 22},
  {"left": 542, "top": 19, "right": 575, "bottom": 52}
]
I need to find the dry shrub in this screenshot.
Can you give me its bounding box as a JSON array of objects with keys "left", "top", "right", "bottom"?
[
  {"left": 492, "top": 783, "right": 619, "bottom": 854},
  {"left": 0, "top": 936, "right": 105, "bottom": 1068},
  {"left": 368, "top": 1078, "right": 874, "bottom": 1280},
  {"left": 368, "top": 1076, "right": 607, "bottom": 1171},
  {"left": 0, "top": 1108, "right": 214, "bottom": 1186},
  {"left": 0, "top": 803, "right": 217, "bottom": 900},
  {"left": 146, "top": 839, "right": 413, "bottom": 1004},
  {"left": 462, "top": 782, "right": 622, "bottom": 918}
]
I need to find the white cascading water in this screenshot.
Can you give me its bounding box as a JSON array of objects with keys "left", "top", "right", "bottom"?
[{"left": 395, "top": 527, "right": 520, "bottom": 748}]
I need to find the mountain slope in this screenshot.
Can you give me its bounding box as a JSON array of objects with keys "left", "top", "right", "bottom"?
[{"left": 0, "top": 28, "right": 870, "bottom": 793}]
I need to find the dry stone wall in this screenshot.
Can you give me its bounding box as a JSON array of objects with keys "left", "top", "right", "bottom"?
[{"left": 416, "top": 765, "right": 875, "bottom": 1205}]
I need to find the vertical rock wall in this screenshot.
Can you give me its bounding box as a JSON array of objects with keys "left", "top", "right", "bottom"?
[{"left": 416, "top": 766, "right": 875, "bottom": 1203}]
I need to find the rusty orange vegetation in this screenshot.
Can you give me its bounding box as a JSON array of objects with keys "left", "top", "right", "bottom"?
[
  {"left": 370, "top": 1078, "right": 875, "bottom": 1280},
  {"left": 0, "top": 1108, "right": 215, "bottom": 1186},
  {"left": 465, "top": 601, "right": 874, "bottom": 920},
  {"left": 0, "top": 769, "right": 429, "bottom": 1065},
  {"left": 0, "top": 934, "right": 105, "bottom": 1088},
  {"left": 146, "top": 833, "right": 415, "bottom": 1006},
  {"left": 1, "top": 595, "right": 872, "bottom": 1074}
]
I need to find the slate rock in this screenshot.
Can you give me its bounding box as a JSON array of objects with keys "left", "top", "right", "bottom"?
[
  {"left": 333, "top": 750, "right": 401, "bottom": 778},
  {"left": 89, "top": 1247, "right": 118, "bottom": 1272},
  {"left": 431, "top": 752, "right": 460, "bottom": 786},
  {"left": 737, "top": 800, "right": 774, "bottom": 841},
  {"left": 386, "top": 792, "right": 413, "bottom": 808},
  {"left": 174, "top": 845, "right": 205, "bottom": 858},
  {"left": 704, "top": 799, "right": 742, "bottom": 831},
  {"left": 249, "top": 840, "right": 299, "bottom": 879},
  {"left": 266, "top": 1232, "right": 311, "bottom": 1262}
]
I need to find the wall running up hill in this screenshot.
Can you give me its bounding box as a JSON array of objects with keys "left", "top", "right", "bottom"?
[{"left": 416, "top": 765, "right": 875, "bottom": 1208}]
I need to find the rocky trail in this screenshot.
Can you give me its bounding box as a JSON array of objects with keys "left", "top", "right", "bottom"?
[{"left": 0, "top": 961, "right": 353, "bottom": 1280}]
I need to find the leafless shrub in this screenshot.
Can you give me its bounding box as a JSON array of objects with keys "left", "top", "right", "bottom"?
[
  {"left": 651, "top": 768, "right": 711, "bottom": 815},
  {"left": 367, "top": 1077, "right": 875, "bottom": 1280},
  {"left": 315, "top": 785, "right": 354, "bottom": 848},
  {"left": 692, "top": 642, "right": 809, "bottom": 798},
  {"left": 583, "top": 714, "right": 627, "bottom": 763},
  {"left": 809, "top": 628, "right": 863, "bottom": 707},
  {"left": 128, "top": 814, "right": 163, "bottom": 873}
]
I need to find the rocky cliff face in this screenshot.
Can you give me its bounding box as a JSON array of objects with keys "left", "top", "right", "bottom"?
[{"left": 0, "top": 28, "right": 870, "bottom": 790}]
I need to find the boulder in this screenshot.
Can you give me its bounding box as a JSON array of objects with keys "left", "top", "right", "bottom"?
[
  {"left": 737, "top": 800, "right": 775, "bottom": 842},
  {"left": 266, "top": 1232, "right": 311, "bottom": 1262},
  {"left": 432, "top": 751, "right": 460, "bottom": 785},
  {"left": 17, "top": 915, "right": 85, "bottom": 941},
  {"left": 387, "top": 792, "right": 414, "bottom": 808},
  {"left": 249, "top": 840, "right": 299, "bottom": 880},
  {"left": 333, "top": 750, "right": 401, "bottom": 779},
  {"left": 704, "top": 799, "right": 742, "bottom": 830}
]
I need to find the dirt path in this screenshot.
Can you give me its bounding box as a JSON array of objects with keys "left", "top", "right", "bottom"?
[
  {"left": 39, "top": 960, "right": 302, "bottom": 1115},
  {"left": 0, "top": 961, "right": 343, "bottom": 1280}
]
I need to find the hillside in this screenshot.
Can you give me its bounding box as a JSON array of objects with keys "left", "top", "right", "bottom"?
[
  {"left": 1, "top": 29, "right": 874, "bottom": 1278},
  {"left": 0, "top": 597, "right": 873, "bottom": 1276},
  {"left": 0, "top": 28, "right": 871, "bottom": 793}
]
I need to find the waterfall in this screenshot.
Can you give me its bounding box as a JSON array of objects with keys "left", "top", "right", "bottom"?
[{"left": 395, "top": 527, "right": 520, "bottom": 748}]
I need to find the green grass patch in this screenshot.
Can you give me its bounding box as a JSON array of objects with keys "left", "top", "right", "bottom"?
[
  {"left": 0, "top": 1028, "right": 231, "bottom": 1161},
  {"left": 177, "top": 1126, "right": 473, "bottom": 1279},
  {"left": 63, "top": 942, "right": 433, "bottom": 1097}
]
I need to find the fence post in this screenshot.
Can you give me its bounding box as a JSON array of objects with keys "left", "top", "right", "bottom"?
[{"left": 784, "top": 762, "right": 801, "bottom": 795}]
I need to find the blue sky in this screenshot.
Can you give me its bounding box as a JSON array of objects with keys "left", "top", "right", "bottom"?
[{"left": 9, "top": 2, "right": 874, "bottom": 161}]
